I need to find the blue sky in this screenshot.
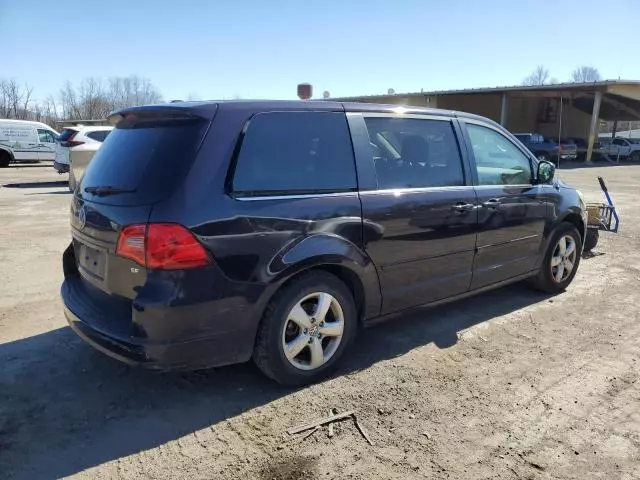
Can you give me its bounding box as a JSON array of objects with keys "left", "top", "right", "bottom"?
[{"left": 1, "top": 0, "right": 638, "bottom": 102}]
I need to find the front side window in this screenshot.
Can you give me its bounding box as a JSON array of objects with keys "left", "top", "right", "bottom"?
[
  {"left": 232, "top": 112, "right": 357, "bottom": 196},
  {"left": 37, "top": 129, "right": 56, "bottom": 143},
  {"left": 363, "top": 117, "right": 464, "bottom": 189},
  {"left": 466, "top": 123, "right": 532, "bottom": 186}
]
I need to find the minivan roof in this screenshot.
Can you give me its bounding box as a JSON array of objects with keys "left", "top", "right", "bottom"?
[{"left": 111, "top": 99, "right": 501, "bottom": 124}]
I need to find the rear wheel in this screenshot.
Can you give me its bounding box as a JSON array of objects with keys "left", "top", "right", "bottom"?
[
  {"left": 253, "top": 271, "right": 357, "bottom": 386},
  {"left": 0, "top": 150, "right": 10, "bottom": 168},
  {"left": 631, "top": 151, "right": 640, "bottom": 162},
  {"left": 532, "top": 223, "right": 582, "bottom": 293}
]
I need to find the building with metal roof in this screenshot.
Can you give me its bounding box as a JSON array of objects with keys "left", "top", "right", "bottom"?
[{"left": 336, "top": 80, "right": 640, "bottom": 161}]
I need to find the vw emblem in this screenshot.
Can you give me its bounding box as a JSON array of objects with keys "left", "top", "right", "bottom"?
[{"left": 78, "top": 206, "right": 87, "bottom": 230}]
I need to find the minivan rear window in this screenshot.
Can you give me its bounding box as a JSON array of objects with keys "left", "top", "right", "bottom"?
[
  {"left": 56, "top": 128, "right": 78, "bottom": 142},
  {"left": 80, "top": 116, "right": 209, "bottom": 205}
]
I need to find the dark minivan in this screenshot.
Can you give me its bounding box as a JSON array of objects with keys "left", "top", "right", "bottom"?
[{"left": 61, "top": 101, "right": 588, "bottom": 385}]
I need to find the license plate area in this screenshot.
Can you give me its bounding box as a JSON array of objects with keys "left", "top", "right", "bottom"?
[{"left": 77, "top": 242, "right": 107, "bottom": 281}]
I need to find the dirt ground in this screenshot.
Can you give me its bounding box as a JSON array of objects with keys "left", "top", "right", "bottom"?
[{"left": 1, "top": 162, "right": 639, "bottom": 480}]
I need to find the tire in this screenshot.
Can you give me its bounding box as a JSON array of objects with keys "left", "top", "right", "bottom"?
[
  {"left": 0, "top": 151, "right": 10, "bottom": 168},
  {"left": 632, "top": 151, "right": 640, "bottom": 162},
  {"left": 253, "top": 271, "right": 357, "bottom": 386},
  {"left": 68, "top": 169, "right": 77, "bottom": 192},
  {"left": 532, "top": 223, "right": 582, "bottom": 294},
  {"left": 583, "top": 229, "right": 599, "bottom": 252}
]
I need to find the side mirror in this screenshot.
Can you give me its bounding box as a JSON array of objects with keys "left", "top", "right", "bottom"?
[{"left": 537, "top": 160, "right": 555, "bottom": 184}]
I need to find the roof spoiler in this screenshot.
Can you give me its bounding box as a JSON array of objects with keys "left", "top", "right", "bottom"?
[{"left": 107, "top": 103, "right": 217, "bottom": 126}]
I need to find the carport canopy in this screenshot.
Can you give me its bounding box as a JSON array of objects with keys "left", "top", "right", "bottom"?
[{"left": 337, "top": 81, "right": 640, "bottom": 162}]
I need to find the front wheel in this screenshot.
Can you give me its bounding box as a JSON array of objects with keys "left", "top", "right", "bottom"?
[
  {"left": 532, "top": 223, "right": 582, "bottom": 293},
  {"left": 253, "top": 271, "right": 357, "bottom": 386}
]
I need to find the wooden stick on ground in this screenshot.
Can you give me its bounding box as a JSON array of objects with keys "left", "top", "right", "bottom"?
[
  {"left": 287, "top": 410, "right": 355, "bottom": 435},
  {"left": 328, "top": 409, "right": 337, "bottom": 438},
  {"left": 300, "top": 425, "right": 320, "bottom": 441},
  {"left": 352, "top": 414, "right": 374, "bottom": 446}
]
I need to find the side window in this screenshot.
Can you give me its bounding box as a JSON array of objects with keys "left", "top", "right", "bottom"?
[
  {"left": 466, "top": 123, "right": 533, "bottom": 186},
  {"left": 37, "top": 129, "right": 55, "bottom": 143},
  {"left": 87, "top": 130, "right": 110, "bottom": 142},
  {"left": 362, "top": 117, "right": 464, "bottom": 189},
  {"left": 232, "top": 112, "right": 357, "bottom": 195}
]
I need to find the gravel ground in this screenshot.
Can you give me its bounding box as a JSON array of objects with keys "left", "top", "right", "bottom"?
[{"left": 1, "top": 162, "right": 639, "bottom": 480}]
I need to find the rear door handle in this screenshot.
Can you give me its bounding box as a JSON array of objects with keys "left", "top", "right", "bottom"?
[
  {"left": 482, "top": 199, "right": 502, "bottom": 209},
  {"left": 452, "top": 202, "right": 476, "bottom": 212}
]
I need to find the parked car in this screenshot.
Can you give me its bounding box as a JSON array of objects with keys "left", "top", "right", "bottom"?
[
  {"left": 598, "top": 137, "right": 640, "bottom": 161},
  {"left": 61, "top": 101, "right": 588, "bottom": 385},
  {"left": 562, "top": 137, "right": 589, "bottom": 160},
  {"left": 53, "top": 126, "right": 113, "bottom": 190},
  {"left": 513, "top": 133, "right": 578, "bottom": 162},
  {"left": 0, "top": 119, "right": 58, "bottom": 167}
]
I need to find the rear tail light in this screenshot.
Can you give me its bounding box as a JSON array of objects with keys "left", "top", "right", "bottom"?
[
  {"left": 116, "top": 223, "right": 211, "bottom": 270},
  {"left": 116, "top": 225, "right": 146, "bottom": 266}
]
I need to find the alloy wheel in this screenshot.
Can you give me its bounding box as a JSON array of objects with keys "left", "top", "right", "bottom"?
[
  {"left": 550, "top": 235, "right": 577, "bottom": 283},
  {"left": 281, "top": 292, "right": 345, "bottom": 371}
]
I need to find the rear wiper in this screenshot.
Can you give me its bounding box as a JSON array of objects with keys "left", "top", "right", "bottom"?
[{"left": 84, "top": 185, "right": 137, "bottom": 196}]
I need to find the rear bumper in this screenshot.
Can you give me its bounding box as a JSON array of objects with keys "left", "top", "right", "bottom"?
[
  {"left": 61, "top": 274, "right": 259, "bottom": 371},
  {"left": 54, "top": 161, "right": 69, "bottom": 173}
]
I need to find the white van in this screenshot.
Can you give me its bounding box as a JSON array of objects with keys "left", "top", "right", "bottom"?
[{"left": 0, "top": 119, "right": 59, "bottom": 167}]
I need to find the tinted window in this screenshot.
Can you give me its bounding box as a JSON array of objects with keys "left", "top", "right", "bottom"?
[
  {"left": 467, "top": 124, "right": 532, "bottom": 185},
  {"left": 232, "top": 112, "right": 356, "bottom": 195},
  {"left": 56, "top": 128, "right": 78, "bottom": 142},
  {"left": 87, "top": 130, "right": 110, "bottom": 142},
  {"left": 363, "top": 117, "right": 464, "bottom": 189},
  {"left": 81, "top": 117, "right": 208, "bottom": 204},
  {"left": 37, "top": 129, "right": 56, "bottom": 143}
]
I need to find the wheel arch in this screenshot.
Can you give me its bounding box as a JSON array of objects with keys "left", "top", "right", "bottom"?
[
  {"left": 559, "top": 211, "right": 586, "bottom": 243},
  {"left": 0, "top": 147, "right": 14, "bottom": 162},
  {"left": 259, "top": 234, "right": 382, "bottom": 324}
]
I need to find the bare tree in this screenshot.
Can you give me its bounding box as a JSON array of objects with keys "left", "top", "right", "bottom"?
[
  {"left": 522, "top": 66, "right": 551, "bottom": 86},
  {"left": 21, "top": 84, "right": 34, "bottom": 119},
  {"left": 1, "top": 75, "right": 163, "bottom": 124},
  {"left": 60, "top": 75, "right": 163, "bottom": 121},
  {"left": 0, "top": 79, "right": 36, "bottom": 119},
  {"left": 571, "top": 66, "right": 601, "bottom": 83},
  {"left": 32, "top": 95, "right": 60, "bottom": 127},
  {"left": 108, "top": 75, "right": 162, "bottom": 110},
  {"left": 0, "top": 80, "right": 8, "bottom": 118},
  {"left": 60, "top": 81, "right": 81, "bottom": 120}
]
